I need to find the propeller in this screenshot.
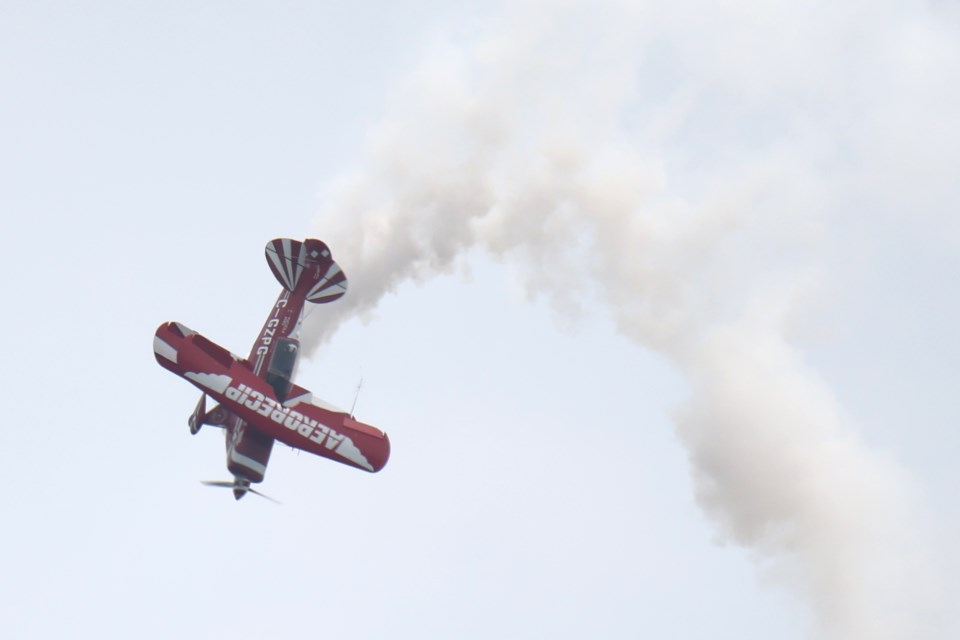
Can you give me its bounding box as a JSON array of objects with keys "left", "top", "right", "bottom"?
[{"left": 201, "top": 480, "right": 281, "bottom": 504}]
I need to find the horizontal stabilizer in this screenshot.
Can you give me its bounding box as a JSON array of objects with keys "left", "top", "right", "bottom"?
[{"left": 265, "top": 238, "right": 348, "bottom": 304}]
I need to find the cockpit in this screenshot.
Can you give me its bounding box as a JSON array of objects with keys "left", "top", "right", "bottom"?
[{"left": 266, "top": 338, "right": 299, "bottom": 402}]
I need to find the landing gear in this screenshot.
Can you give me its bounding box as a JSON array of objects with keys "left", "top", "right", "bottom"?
[{"left": 188, "top": 394, "right": 206, "bottom": 435}]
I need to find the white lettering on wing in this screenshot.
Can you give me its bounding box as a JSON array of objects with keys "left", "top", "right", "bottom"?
[
  {"left": 185, "top": 372, "right": 232, "bottom": 394},
  {"left": 219, "top": 381, "right": 374, "bottom": 471}
]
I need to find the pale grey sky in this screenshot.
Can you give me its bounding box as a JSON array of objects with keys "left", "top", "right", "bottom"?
[{"left": 1, "top": 2, "right": 958, "bottom": 639}]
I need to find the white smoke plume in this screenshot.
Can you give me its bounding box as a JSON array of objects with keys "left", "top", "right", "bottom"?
[{"left": 307, "top": 1, "right": 956, "bottom": 637}]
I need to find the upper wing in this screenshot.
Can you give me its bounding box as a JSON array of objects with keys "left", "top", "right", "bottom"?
[{"left": 154, "top": 322, "right": 390, "bottom": 472}]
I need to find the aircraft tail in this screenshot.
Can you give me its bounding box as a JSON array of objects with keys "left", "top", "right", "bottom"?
[{"left": 265, "top": 238, "right": 348, "bottom": 304}]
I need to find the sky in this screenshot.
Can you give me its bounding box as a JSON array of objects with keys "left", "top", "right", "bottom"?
[{"left": 1, "top": 1, "right": 958, "bottom": 639}]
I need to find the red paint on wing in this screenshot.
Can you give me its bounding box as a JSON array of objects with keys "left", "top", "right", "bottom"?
[{"left": 155, "top": 322, "right": 390, "bottom": 473}]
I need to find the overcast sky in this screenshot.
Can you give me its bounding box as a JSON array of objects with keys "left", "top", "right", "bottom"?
[{"left": 2, "top": 2, "right": 958, "bottom": 639}]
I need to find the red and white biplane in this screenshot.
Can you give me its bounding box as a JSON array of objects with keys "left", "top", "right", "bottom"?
[{"left": 153, "top": 238, "right": 389, "bottom": 500}]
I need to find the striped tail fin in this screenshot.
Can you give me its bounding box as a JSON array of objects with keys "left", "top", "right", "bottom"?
[{"left": 264, "top": 238, "right": 348, "bottom": 304}]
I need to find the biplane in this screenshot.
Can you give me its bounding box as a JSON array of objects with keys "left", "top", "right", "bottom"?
[{"left": 153, "top": 238, "right": 389, "bottom": 500}]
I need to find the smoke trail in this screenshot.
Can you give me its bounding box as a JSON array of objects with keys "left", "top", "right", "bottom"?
[{"left": 307, "top": 1, "right": 953, "bottom": 637}]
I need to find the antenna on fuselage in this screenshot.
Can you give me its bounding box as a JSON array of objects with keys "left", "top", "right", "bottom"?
[{"left": 350, "top": 377, "right": 364, "bottom": 418}]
